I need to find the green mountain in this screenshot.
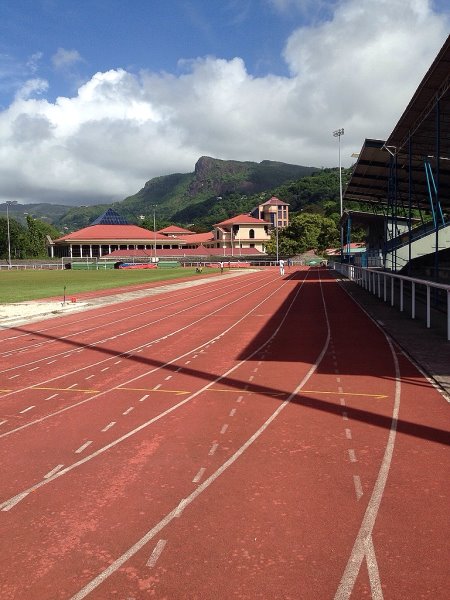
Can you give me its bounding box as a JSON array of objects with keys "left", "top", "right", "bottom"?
[{"left": 54, "top": 156, "right": 320, "bottom": 231}]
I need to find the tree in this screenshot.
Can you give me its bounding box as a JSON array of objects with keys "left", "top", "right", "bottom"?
[
  {"left": 22, "top": 216, "right": 61, "bottom": 258},
  {"left": 266, "top": 213, "right": 339, "bottom": 256},
  {"left": 0, "top": 217, "right": 27, "bottom": 260}
]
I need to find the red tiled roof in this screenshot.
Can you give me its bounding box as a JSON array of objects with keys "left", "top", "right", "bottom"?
[
  {"left": 178, "top": 232, "right": 215, "bottom": 243},
  {"left": 55, "top": 225, "right": 179, "bottom": 243},
  {"left": 215, "top": 214, "right": 267, "bottom": 226},
  {"left": 158, "top": 225, "right": 195, "bottom": 235},
  {"left": 261, "top": 196, "right": 289, "bottom": 206}
]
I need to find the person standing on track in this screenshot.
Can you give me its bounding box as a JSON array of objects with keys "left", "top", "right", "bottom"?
[
  {"left": 219, "top": 261, "right": 224, "bottom": 274},
  {"left": 279, "top": 259, "right": 285, "bottom": 276}
]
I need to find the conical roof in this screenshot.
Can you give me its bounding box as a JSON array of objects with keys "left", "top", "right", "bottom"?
[{"left": 90, "top": 208, "right": 129, "bottom": 226}]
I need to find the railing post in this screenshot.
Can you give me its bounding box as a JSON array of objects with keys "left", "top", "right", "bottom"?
[
  {"left": 412, "top": 282, "right": 416, "bottom": 319},
  {"left": 378, "top": 273, "right": 381, "bottom": 298},
  {"left": 427, "top": 285, "right": 431, "bottom": 328},
  {"left": 447, "top": 290, "right": 450, "bottom": 341},
  {"left": 400, "top": 279, "right": 404, "bottom": 312},
  {"left": 391, "top": 277, "right": 394, "bottom": 307}
]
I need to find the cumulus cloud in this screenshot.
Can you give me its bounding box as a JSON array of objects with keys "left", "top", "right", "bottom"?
[{"left": 0, "top": 0, "right": 448, "bottom": 205}]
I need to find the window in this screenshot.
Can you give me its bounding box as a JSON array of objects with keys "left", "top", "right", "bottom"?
[{"left": 249, "top": 229, "right": 255, "bottom": 239}]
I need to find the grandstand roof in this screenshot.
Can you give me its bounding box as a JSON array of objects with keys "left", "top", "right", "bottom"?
[
  {"left": 158, "top": 225, "right": 195, "bottom": 235},
  {"left": 344, "top": 35, "right": 450, "bottom": 212}
]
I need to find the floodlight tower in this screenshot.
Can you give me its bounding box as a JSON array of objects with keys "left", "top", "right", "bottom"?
[{"left": 333, "top": 128, "right": 345, "bottom": 258}]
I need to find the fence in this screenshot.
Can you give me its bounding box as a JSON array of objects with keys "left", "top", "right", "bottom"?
[{"left": 331, "top": 262, "right": 450, "bottom": 341}]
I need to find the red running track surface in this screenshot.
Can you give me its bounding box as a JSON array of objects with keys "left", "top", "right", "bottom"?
[{"left": 0, "top": 267, "right": 448, "bottom": 599}]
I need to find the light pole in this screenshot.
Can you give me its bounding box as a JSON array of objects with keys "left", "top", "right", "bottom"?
[
  {"left": 152, "top": 205, "right": 157, "bottom": 259},
  {"left": 333, "top": 128, "right": 344, "bottom": 259},
  {"left": 6, "top": 201, "right": 18, "bottom": 268}
]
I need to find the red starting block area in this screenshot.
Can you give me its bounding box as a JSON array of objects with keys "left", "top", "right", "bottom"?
[{"left": 0, "top": 267, "right": 448, "bottom": 599}]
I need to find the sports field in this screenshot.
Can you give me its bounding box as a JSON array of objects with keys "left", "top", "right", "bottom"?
[{"left": 0, "top": 267, "right": 215, "bottom": 303}]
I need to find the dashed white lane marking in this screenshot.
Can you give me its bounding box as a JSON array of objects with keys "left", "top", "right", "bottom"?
[
  {"left": 44, "top": 464, "right": 64, "bottom": 479},
  {"left": 192, "top": 467, "right": 206, "bottom": 483},
  {"left": 101, "top": 422, "right": 116, "bottom": 432},
  {"left": 185, "top": 360, "right": 191, "bottom": 365},
  {"left": 248, "top": 375, "right": 254, "bottom": 382},
  {"left": 8, "top": 374, "right": 19, "bottom": 379},
  {"left": 208, "top": 442, "right": 219, "bottom": 456},
  {"left": 229, "top": 408, "right": 236, "bottom": 417},
  {"left": 365, "top": 535, "right": 384, "bottom": 600},
  {"left": 253, "top": 368, "right": 258, "bottom": 373},
  {"left": 139, "top": 394, "right": 149, "bottom": 402},
  {"left": 257, "top": 361, "right": 262, "bottom": 366},
  {"left": 123, "top": 407, "right": 134, "bottom": 415},
  {"left": 353, "top": 475, "right": 363, "bottom": 501},
  {"left": 75, "top": 441, "right": 93, "bottom": 454},
  {"left": 44, "top": 393, "right": 58, "bottom": 401},
  {"left": 193, "top": 355, "right": 198, "bottom": 359},
  {"left": 114, "top": 360, "right": 121, "bottom": 365},
  {"left": 101, "top": 367, "right": 109, "bottom": 372},
  {"left": 338, "top": 386, "right": 344, "bottom": 394},
  {"left": 342, "top": 411, "right": 348, "bottom": 420},
  {"left": 153, "top": 384, "right": 161, "bottom": 390},
  {"left": 146, "top": 539, "right": 167, "bottom": 568},
  {"left": 345, "top": 428, "right": 352, "bottom": 440},
  {"left": 174, "top": 498, "right": 188, "bottom": 518},
  {"left": 0, "top": 420, "right": 8, "bottom": 426},
  {"left": 46, "top": 360, "right": 57, "bottom": 365},
  {"left": 19, "top": 406, "right": 35, "bottom": 414},
  {"left": 67, "top": 383, "right": 78, "bottom": 389},
  {"left": 236, "top": 395, "right": 243, "bottom": 403},
  {"left": 348, "top": 449, "right": 357, "bottom": 463},
  {"left": 337, "top": 377, "right": 341, "bottom": 383},
  {"left": 165, "top": 375, "right": 172, "bottom": 381},
  {"left": 220, "top": 424, "right": 229, "bottom": 435},
  {"left": 85, "top": 375, "right": 95, "bottom": 380},
  {"left": 29, "top": 367, "right": 39, "bottom": 372},
  {"left": 340, "top": 398, "right": 346, "bottom": 406}
]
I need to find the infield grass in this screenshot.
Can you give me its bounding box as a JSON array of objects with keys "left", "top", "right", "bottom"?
[{"left": 0, "top": 268, "right": 213, "bottom": 303}]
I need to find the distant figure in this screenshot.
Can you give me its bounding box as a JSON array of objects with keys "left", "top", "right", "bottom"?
[
  {"left": 287, "top": 258, "right": 291, "bottom": 268},
  {"left": 279, "top": 259, "right": 285, "bottom": 276},
  {"left": 219, "top": 261, "right": 224, "bottom": 274}
]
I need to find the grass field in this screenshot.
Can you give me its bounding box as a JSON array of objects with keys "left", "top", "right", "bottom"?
[{"left": 0, "top": 268, "right": 213, "bottom": 303}]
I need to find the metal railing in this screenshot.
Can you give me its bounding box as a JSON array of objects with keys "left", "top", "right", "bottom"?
[{"left": 331, "top": 262, "right": 450, "bottom": 341}]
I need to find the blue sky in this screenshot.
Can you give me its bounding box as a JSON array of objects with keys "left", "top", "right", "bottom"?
[{"left": 0, "top": 0, "right": 449, "bottom": 205}]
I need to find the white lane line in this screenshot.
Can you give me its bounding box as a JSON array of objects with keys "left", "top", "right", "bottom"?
[
  {"left": 229, "top": 408, "right": 236, "bottom": 417},
  {"left": 165, "top": 375, "right": 172, "bottom": 381},
  {"left": 19, "top": 406, "right": 35, "bottom": 414},
  {"left": 236, "top": 395, "right": 243, "bottom": 403},
  {"left": 342, "top": 411, "right": 348, "bottom": 420},
  {"left": 1, "top": 492, "right": 29, "bottom": 512},
  {"left": 67, "top": 383, "right": 78, "bottom": 389},
  {"left": 348, "top": 449, "right": 357, "bottom": 463},
  {"left": 253, "top": 368, "right": 258, "bottom": 373},
  {"left": 146, "top": 540, "right": 167, "bottom": 568},
  {"left": 208, "top": 442, "right": 219, "bottom": 456},
  {"left": 334, "top": 337, "right": 401, "bottom": 600},
  {"left": 340, "top": 398, "right": 346, "bottom": 406},
  {"left": 0, "top": 420, "right": 8, "bottom": 426},
  {"left": 249, "top": 376, "right": 254, "bottom": 382},
  {"left": 193, "top": 355, "right": 199, "bottom": 359},
  {"left": 101, "top": 422, "right": 116, "bottom": 432},
  {"left": 8, "top": 374, "right": 20, "bottom": 379},
  {"left": 85, "top": 375, "right": 95, "bottom": 380},
  {"left": 220, "top": 424, "right": 229, "bottom": 435},
  {"left": 364, "top": 535, "right": 384, "bottom": 600},
  {"left": 153, "top": 384, "right": 161, "bottom": 390},
  {"left": 337, "top": 377, "right": 341, "bottom": 383},
  {"left": 75, "top": 441, "right": 93, "bottom": 454},
  {"left": 338, "top": 386, "right": 343, "bottom": 394},
  {"left": 353, "top": 475, "right": 363, "bottom": 501},
  {"left": 46, "top": 360, "right": 57, "bottom": 365},
  {"left": 114, "top": 360, "right": 121, "bottom": 365},
  {"left": 68, "top": 292, "right": 331, "bottom": 600},
  {"left": 123, "top": 407, "right": 134, "bottom": 415},
  {"left": 174, "top": 498, "right": 188, "bottom": 518},
  {"left": 185, "top": 360, "right": 191, "bottom": 365},
  {"left": 29, "top": 367, "right": 40, "bottom": 372},
  {"left": 44, "top": 464, "right": 64, "bottom": 479},
  {"left": 139, "top": 395, "right": 149, "bottom": 402},
  {"left": 101, "top": 367, "right": 109, "bottom": 372},
  {"left": 192, "top": 467, "right": 206, "bottom": 483},
  {"left": 345, "top": 428, "right": 352, "bottom": 440},
  {"left": 44, "top": 393, "right": 58, "bottom": 401},
  {"left": 257, "top": 361, "right": 262, "bottom": 366}
]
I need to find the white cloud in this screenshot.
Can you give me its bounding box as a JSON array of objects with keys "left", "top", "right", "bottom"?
[
  {"left": 0, "top": 0, "right": 448, "bottom": 205},
  {"left": 52, "top": 47, "right": 83, "bottom": 70}
]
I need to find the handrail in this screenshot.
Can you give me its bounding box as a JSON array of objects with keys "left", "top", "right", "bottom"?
[{"left": 331, "top": 262, "right": 450, "bottom": 341}]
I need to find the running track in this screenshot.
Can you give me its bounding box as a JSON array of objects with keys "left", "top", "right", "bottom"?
[{"left": 0, "top": 267, "right": 448, "bottom": 599}]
